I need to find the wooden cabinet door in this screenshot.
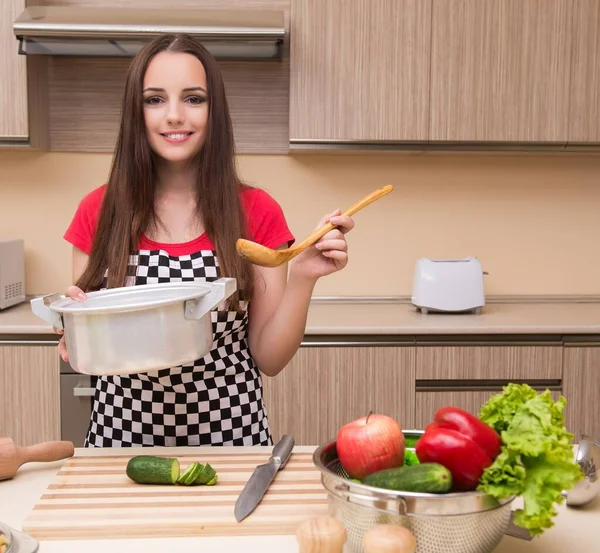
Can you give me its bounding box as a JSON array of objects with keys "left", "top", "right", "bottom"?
[
  {"left": 429, "top": 0, "right": 573, "bottom": 143},
  {"left": 415, "top": 388, "right": 563, "bottom": 428},
  {"left": 262, "top": 345, "right": 416, "bottom": 446},
  {"left": 568, "top": 0, "right": 600, "bottom": 143},
  {"left": 563, "top": 344, "right": 600, "bottom": 440},
  {"left": 0, "top": 344, "right": 61, "bottom": 445},
  {"left": 289, "top": 0, "right": 431, "bottom": 144},
  {"left": 0, "top": 0, "right": 28, "bottom": 141},
  {"left": 415, "top": 342, "right": 563, "bottom": 380}
]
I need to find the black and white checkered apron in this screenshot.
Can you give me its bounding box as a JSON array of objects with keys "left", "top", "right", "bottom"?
[{"left": 84, "top": 248, "right": 272, "bottom": 448}]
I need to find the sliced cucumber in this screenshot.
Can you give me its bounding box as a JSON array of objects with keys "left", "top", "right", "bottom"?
[
  {"left": 206, "top": 474, "right": 218, "bottom": 486},
  {"left": 193, "top": 463, "right": 217, "bottom": 485},
  {"left": 177, "top": 462, "right": 203, "bottom": 485}
]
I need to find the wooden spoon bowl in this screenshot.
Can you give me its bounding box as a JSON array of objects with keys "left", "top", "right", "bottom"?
[{"left": 236, "top": 184, "right": 394, "bottom": 267}]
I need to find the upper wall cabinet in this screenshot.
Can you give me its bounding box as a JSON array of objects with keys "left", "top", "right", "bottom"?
[
  {"left": 0, "top": 0, "right": 28, "bottom": 143},
  {"left": 568, "top": 0, "right": 600, "bottom": 143},
  {"left": 4, "top": 0, "right": 288, "bottom": 154},
  {"left": 289, "top": 0, "right": 432, "bottom": 147},
  {"left": 429, "top": 0, "right": 573, "bottom": 144}
]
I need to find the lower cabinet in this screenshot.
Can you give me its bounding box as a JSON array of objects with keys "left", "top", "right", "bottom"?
[
  {"left": 563, "top": 342, "right": 600, "bottom": 440},
  {"left": 0, "top": 343, "right": 61, "bottom": 446},
  {"left": 414, "top": 388, "right": 563, "bottom": 428},
  {"left": 262, "top": 337, "right": 600, "bottom": 446},
  {"left": 262, "top": 344, "right": 416, "bottom": 446},
  {"left": 414, "top": 339, "right": 564, "bottom": 429},
  {"left": 1, "top": 336, "right": 596, "bottom": 448}
]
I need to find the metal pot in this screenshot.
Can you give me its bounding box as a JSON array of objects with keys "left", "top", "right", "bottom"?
[{"left": 30, "top": 277, "right": 236, "bottom": 376}]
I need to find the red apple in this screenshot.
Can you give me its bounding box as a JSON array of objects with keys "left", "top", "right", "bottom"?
[{"left": 336, "top": 413, "right": 405, "bottom": 480}]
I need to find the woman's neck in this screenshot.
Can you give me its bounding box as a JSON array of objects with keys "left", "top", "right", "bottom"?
[{"left": 156, "top": 159, "right": 197, "bottom": 197}]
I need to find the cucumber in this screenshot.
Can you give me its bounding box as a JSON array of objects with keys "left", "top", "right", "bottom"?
[
  {"left": 206, "top": 474, "right": 218, "bottom": 486},
  {"left": 126, "top": 455, "right": 180, "bottom": 485},
  {"left": 177, "top": 462, "right": 203, "bottom": 485},
  {"left": 362, "top": 462, "right": 452, "bottom": 494},
  {"left": 193, "top": 463, "right": 217, "bottom": 485}
]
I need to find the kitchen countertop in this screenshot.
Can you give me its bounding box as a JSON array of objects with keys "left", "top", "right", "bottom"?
[
  {"left": 0, "top": 446, "right": 597, "bottom": 553},
  {"left": 1, "top": 296, "right": 600, "bottom": 336}
]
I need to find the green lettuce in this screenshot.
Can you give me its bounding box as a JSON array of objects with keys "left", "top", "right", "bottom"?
[{"left": 477, "top": 383, "right": 583, "bottom": 537}]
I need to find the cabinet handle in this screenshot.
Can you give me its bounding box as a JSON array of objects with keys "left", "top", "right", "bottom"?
[
  {"left": 0, "top": 340, "right": 59, "bottom": 345},
  {"left": 300, "top": 341, "right": 412, "bottom": 347},
  {"left": 73, "top": 386, "right": 95, "bottom": 397}
]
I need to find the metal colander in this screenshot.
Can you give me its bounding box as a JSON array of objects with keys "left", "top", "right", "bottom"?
[{"left": 313, "top": 431, "right": 514, "bottom": 553}]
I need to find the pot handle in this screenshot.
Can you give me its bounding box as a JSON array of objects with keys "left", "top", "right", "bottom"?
[
  {"left": 30, "top": 293, "right": 64, "bottom": 330},
  {"left": 184, "top": 278, "right": 237, "bottom": 320}
]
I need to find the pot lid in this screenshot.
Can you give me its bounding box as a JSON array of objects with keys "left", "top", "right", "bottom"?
[{"left": 49, "top": 282, "right": 212, "bottom": 315}]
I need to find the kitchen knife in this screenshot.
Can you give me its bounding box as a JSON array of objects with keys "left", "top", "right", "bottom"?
[{"left": 234, "top": 434, "right": 295, "bottom": 522}]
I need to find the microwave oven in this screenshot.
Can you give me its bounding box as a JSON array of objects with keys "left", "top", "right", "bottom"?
[{"left": 0, "top": 239, "right": 26, "bottom": 310}]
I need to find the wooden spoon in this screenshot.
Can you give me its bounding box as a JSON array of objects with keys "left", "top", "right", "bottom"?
[
  {"left": 296, "top": 516, "right": 347, "bottom": 553},
  {"left": 0, "top": 437, "right": 74, "bottom": 481},
  {"left": 236, "top": 184, "right": 394, "bottom": 267}
]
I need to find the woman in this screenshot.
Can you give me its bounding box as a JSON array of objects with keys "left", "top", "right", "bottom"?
[{"left": 60, "top": 34, "right": 354, "bottom": 448}]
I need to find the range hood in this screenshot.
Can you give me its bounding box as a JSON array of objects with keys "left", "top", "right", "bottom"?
[{"left": 13, "top": 6, "right": 285, "bottom": 59}]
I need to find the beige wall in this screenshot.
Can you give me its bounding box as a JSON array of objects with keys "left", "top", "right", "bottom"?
[{"left": 1, "top": 150, "right": 599, "bottom": 297}]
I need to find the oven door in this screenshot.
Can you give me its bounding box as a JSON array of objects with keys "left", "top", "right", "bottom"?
[{"left": 60, "top": 360, "right": 95, "bottom": 447}]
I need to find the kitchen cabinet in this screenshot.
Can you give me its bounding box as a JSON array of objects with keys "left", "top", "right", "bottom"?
[
  {"left": 415, "top": 338, "right": 564, "bottom": 427},
  {"left": 568, "top": 0, "right": 600, "bottom": 143},
  {"left": 415, "top": 388, "right": 563, "bottom": 428},
  {"left": 415, "top": 341, "right": 563, "bottom": 381},
  {"left": 5, "top": 0, "right": 286, "bottom": 153},
  {"left": 261, "top": 343, "right": 416, "bottom": 446},
  {"left": 289, "top": 0, "right": 431, "bottom": 145},
  {"left": 0, "top": 0, "right": 27, "bottom": 142},
  {"left": 429, "top": 0, "right": 573, "bottom": 143},
  {"left": 0, "top": 343, "right": 61, "bottom": 446},
  {"left": 562, "top": 341, "right": 600, "bottom": 440}
]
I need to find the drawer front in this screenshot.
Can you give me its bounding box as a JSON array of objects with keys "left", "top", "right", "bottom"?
[
  {"left": 416, "top": 345, "right": 562, "bottom": 380},
  {"left": 415, "top": 388, "right": 563, "bottom": 428}
]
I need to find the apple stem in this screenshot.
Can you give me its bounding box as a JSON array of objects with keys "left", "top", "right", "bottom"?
[{"left": 366, "top": 410, "right": 373, "bottom": 424}]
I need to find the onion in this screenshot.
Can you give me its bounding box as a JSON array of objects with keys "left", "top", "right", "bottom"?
[{"left": 363, "top": 524, "right": 417, "bottom": 553}]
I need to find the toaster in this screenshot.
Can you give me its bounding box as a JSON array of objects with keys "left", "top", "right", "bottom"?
[
  {"left": 411, "top": 257, "right": 486, "bottom": 314},
  {"left": 0, "top": 239, "right": 26, "bottom": 310}
]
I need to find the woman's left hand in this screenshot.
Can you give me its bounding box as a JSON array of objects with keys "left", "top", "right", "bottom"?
[{"left": 289, "top": 209, "right": 355, "bottom": 281}]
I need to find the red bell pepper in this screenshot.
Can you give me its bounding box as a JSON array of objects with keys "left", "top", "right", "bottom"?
[{"left": 415, "top": 406, "right": 501, "bottom": 491}]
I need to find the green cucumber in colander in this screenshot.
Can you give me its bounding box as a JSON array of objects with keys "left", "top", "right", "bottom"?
[{"left": 362, "top": 463, "right": 452, "bottom": 494}]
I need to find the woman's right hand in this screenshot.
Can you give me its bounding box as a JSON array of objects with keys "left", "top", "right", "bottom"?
[{"left": 57, "top": 285, "right": 88, "bottom": 362}]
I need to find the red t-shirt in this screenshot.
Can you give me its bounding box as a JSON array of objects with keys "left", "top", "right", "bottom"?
[{"left": 64, "top": 184, "right": 295, "bottom": 256}]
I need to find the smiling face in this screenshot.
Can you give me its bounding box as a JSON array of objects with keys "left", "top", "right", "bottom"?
[{"left": 142, "top": 51, "right": 209, "bottom": 164}]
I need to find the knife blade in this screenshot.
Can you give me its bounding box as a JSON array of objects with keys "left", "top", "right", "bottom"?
[{"left": 234, "top": 434, "right": 295, "bottom": 522}]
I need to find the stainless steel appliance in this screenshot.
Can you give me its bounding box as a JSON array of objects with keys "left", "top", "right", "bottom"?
[
  {"left": 0, "top": 239, "right": 26, "bottom": 310},
  {"left": 60, "top": 357, "right": 95, "bottom": 447}
]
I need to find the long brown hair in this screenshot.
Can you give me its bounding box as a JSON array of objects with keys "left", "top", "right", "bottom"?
[{"left": 77, "top": 34, "right": 254, "bottom": 309}]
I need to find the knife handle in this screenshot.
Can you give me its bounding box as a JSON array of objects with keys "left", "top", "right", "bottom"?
[{"left": 271, "top": 434, "right": 295, "bottom": 470}]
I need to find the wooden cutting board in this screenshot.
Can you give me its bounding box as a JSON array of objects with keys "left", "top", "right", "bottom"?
[{"left": 22, "top": 446, "right": 330, "bottom": 540}]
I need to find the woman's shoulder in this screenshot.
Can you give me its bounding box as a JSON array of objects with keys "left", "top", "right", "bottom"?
[
  {"left": 63, "top": 184, "right": 107, "bottom": 255},
  {"left": 240, "top": 186, "right": 295, "bottom": 248},
  {"left": 76, "top": 184, "right": 107, "bottom": 214},
  {"left": 241, "top": 185, "right": 283, "bottom": 214}
]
